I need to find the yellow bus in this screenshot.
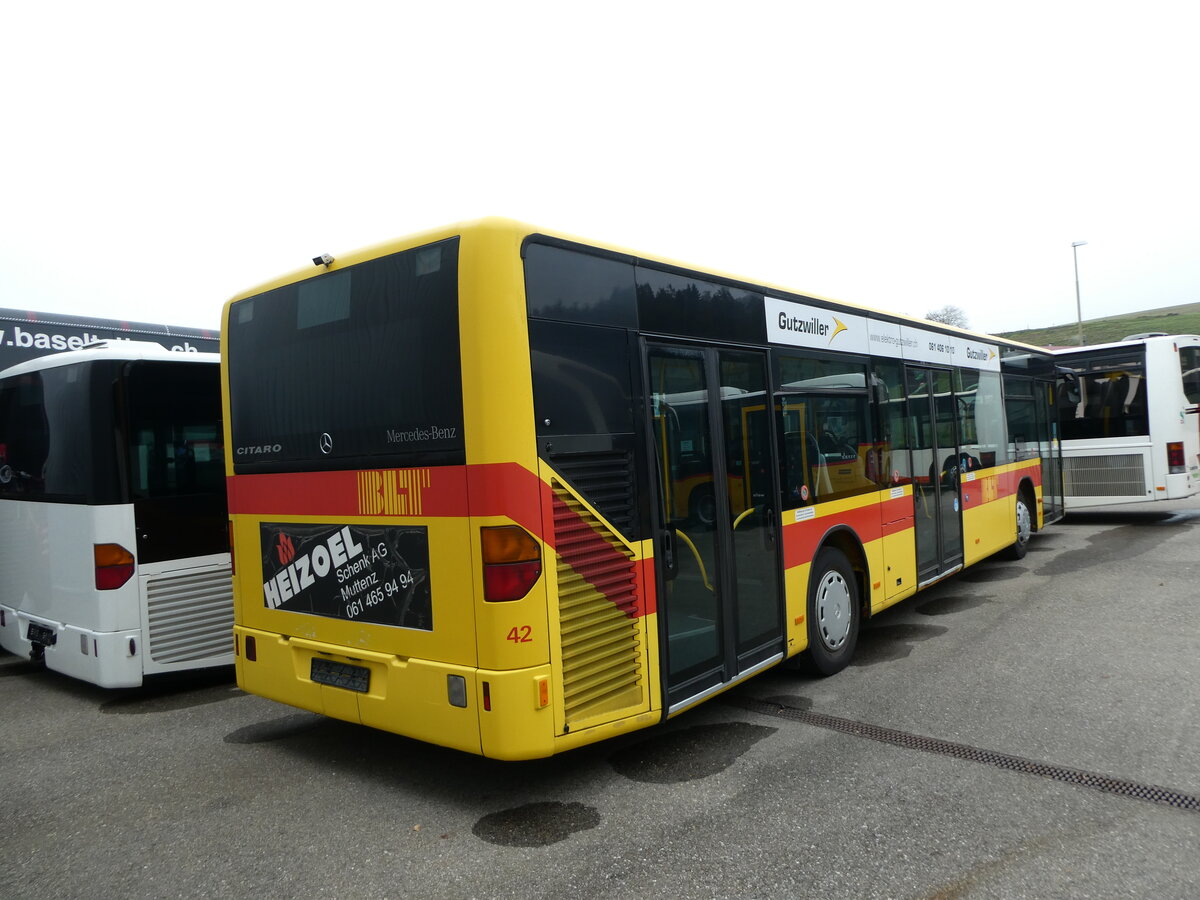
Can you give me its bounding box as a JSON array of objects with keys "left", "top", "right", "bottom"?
[{"left": 222, "top": 218, "right": 1063, "bottom": 759}]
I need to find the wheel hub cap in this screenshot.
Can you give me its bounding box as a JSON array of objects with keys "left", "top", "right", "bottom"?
[{"left": 816, "top": 571, "right": 852, "bottom": 650}]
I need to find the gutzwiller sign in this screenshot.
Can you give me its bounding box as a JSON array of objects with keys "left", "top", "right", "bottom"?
[
  {"left": 259, "top": 522, "right": 432, "bottom": 630},
  {"left": 764, "top": 297, "right": 1000, "bottom": 372}
]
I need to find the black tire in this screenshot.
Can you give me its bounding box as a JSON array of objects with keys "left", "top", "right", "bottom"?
[
  {"left": 804, "top": 547, "right": 860, "bottom": 676},
  {"left": 1002, "top": 489, "right": 1034, "bottom": 560},
  {"left": 690, "top": 486, "right": 717, "bottom": 527}
]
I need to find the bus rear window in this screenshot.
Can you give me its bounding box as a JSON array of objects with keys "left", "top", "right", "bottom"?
[
  {"left": 1059, "top": 351, "right": 1149, "bottom": 440},
  {"left": 227, "top": 238, "right": 464, "bottom": 472},
  {"left": 0, "top": 362, "right": 122, "bottom": 503},
  {"left": 1181, "top": 345, "right": 1200, "bottom": 405}
]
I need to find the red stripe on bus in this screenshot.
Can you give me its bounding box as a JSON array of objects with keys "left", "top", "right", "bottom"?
[
  {"left": 227, "top": 468, "right": 470, "bottom": 518},
  {"left": 465, "top": 462, "right": 551, "bottom": 538},
  {"left": 227, "top": 463, "right": 549, "bottom": 535},
  {"left": 782, "top": 501, "right": 884, "bottom": 570},
  {"left": 550, "top": 492, "right": 648, "bottom": 618},
  {"left": 780, "top": 493, "right": 916, "bottom": 569},
  {"left": 639, "top": 558, "right": 657, "bottom": 617}
]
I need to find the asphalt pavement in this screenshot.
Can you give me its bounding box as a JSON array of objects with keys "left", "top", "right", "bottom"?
[{"left": 2, "top": 498, "right": 1197, "bottom": 899}]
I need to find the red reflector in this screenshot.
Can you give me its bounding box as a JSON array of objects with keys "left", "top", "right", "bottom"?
[
  {"left": 95, "top": 563, "right": 135, "bottom": 591},
  {"left": 245, "top": 635, "right": 257, "bottom": 661},
  {"left": 482, "top": 681, "right": 492, "bottom": 711},
  {"left": 483, "top": 560, "right": 542, "bottom": 602}
]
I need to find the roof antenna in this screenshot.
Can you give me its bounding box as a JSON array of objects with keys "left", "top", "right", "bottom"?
[{"left": 312, "top": 253, "right": 334, "bottom": 268}]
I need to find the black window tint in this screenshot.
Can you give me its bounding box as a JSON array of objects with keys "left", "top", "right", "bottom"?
[
  {"left": 1004, "top": 375, "right": 1035, "bottom": 399},
  {"left": 776, "top": 353, "right": 867, "bottom": 389},
  {"left": 227, "top": 238, "right": 463, "bottom": 471},
  {"left": 530, "top": 320, "right": 634, "bottom": 436},
  {"left": 1057, "top": 352, "right": 1149, "bottom": 440},
  {"left": 636, "top": 268, "right": 766, "bottom": 344},
  {"left": 1005, "top": 395, "right": 1037, "bottom": 459},
  {"left": 0, "top": 362, "right": 121, "bottom": 503},
  {"left": 529, "top": 319, "right": 639, "bottom": 538},
  {"left": 1181, "top": 346, "right": 1200, "bottom": 405},
  {"left": 124, "top": 361, "right": 224, "bottom": 498},
  {"left": 525, "top": 243, "right": 637, "bottom": 327}
]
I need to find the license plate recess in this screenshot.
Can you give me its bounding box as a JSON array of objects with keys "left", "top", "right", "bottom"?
[
  {"left": 310, "top": 657, "right": 370, "bottom": 693},
  {"left": 27, "top": 622, "right": 57, "bottom": 646}
]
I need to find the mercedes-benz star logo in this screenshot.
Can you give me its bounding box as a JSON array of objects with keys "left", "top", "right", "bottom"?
[{"left": 319, "top": 432, "right": 333, "bottom": 454}]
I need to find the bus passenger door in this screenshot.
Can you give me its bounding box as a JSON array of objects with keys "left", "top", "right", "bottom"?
[
  {"left": 905, "top": 366, "right": 964, "bottom": 582},
  {"left": 646, "top": 343, "right": 784, "bottom": 710}
]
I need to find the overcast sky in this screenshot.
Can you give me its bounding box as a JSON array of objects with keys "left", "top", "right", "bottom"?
[{"left": 3, "top": 1, "right": 1197, "bottom": 337}]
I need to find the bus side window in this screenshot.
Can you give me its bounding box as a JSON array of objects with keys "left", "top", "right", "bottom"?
[{"left": 781, "top": 428, "right": 828, "bottom": 508}]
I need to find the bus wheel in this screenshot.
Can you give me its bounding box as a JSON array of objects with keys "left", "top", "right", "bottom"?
[
  {"left": 690, "top": 487, "right": 716, "bottom": 527},
  {"left": 1002, "top": 491, "right": 1034, "bottom": 560},
  {"left": 805, "top": 547, "right": 860, "bottom": 676}
]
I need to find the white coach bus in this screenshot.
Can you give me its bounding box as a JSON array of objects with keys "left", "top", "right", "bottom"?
[
  {"left": 1054, "top": 334, "right": 1200, "bottom": 509},
  {"left": 0, "top": 342, "right": 232, "bottom": 686}
]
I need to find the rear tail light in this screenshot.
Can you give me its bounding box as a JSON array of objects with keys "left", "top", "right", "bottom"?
[
  {"left": 1167, "top": 441, "right": 1186, "bottom": 474},
  {"left": 228, "top": 520, "right": 236, "bottom": 575},
  {"left": 480, "top": 525, "right": 542, "bottom": 602},
  {"left": 94, "top": 544, "right": 135, "bottom": 590}
]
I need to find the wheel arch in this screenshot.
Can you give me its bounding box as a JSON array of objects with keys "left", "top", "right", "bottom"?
[{"left": 1016, "top": 476, "right": 1038, "bottom": 532}]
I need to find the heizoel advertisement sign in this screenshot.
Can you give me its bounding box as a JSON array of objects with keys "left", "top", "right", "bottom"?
[
  {"left": 259, "top": 522, "right": 432, "bottom": 630},
  {"left": 765, "top": 297, "right": 1000, "bottom": 372}
]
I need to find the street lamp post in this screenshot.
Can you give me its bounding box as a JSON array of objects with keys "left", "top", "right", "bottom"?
[{"left": 1072, "top": 241, "right": 1088, "bottom": 345}]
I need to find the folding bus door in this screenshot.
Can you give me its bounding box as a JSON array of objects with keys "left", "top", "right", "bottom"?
[{"left": 645, "top": 342, "right": 784, "bottom": 709}]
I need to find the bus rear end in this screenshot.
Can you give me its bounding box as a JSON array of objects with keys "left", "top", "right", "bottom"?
[
  {"left": 226, "top": 226, "right": 542, "bottom": 757},
  {"left": 0, "top": 347, "right": 230, "bottom": 687}
]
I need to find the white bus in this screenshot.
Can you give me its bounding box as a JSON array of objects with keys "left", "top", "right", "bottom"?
[
  {"left": 1053, "top": 334, "right": 1200, "bottom": 509},
  {"left": 0, "top": 341, "right": 233, "bottom": 686}
]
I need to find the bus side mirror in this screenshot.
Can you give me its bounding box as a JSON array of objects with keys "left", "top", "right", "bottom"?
[{"left": 1057, "top": 369, "right": 1081, "bottom": 406}]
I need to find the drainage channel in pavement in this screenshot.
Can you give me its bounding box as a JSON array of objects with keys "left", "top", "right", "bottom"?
[{"left": 726, "top": 694, "right": 1200, "bottom": 813}]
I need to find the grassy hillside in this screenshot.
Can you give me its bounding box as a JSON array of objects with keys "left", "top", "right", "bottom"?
[{"left": 997, "top": 301, "right": 1200, "bottom": 348}]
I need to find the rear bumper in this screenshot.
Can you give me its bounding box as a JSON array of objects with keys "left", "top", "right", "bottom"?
[
  {"left": 234, "top": 626, "right": 561, "bottom": 759},
  {"left": 0, "top": 604, "right": 143, "bottom": 687}
]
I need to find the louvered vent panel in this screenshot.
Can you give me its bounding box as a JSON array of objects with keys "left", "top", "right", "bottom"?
[
  {"left": 146, "top": 567, "right": 234, "bottom": 664},
  {"left": 1063, "top": 454, "right": 1147, "bottom": 497},
  {"left": 550, "top": 451, "right": 635, "bottom": 537},
  {"left": 553, "top": 485, "right": 645, "bottom": 727}
]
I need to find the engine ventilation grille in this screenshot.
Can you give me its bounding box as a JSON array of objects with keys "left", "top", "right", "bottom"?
[
  {"left": 1063, "top": 453, "right": 1147, "bottom": 498},
  {"left": 548, "top": 450, "right": 636, "bottom": 538},
  {"left": 146, "top": 566, "right": 234, "bottom": 664},
  {"left": 552, "top": 483, "right": 646, "bottom": 730}
]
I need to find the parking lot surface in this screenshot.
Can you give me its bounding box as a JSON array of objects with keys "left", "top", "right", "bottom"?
[{"left": 2, "top": 500, "right": 1197, "bottom": 899}]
